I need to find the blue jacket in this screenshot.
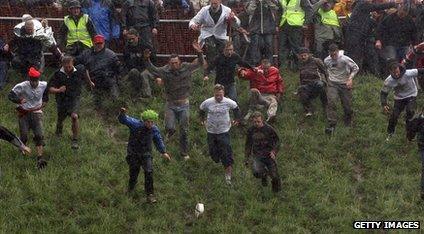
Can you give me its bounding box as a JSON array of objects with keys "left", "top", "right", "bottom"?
[{"left": 118, "top": 113, "right": 166, "bottom": 155}]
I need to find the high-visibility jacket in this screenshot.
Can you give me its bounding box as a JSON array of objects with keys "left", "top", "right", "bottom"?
[
  {"left": 318, "top": 9, "right": 340, "bottom": 27},
  {"left": 64, "top": 14, "right": 93, "bottom": 48},
  {"left": 279, "top": 0, "right": 305, "bottom": 27}
]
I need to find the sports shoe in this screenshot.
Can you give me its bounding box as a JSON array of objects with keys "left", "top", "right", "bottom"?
[
  {"left": 325, "top": 127, "right": 334, "bottom": 135},
  {"left": 385, "top": 133, "right": 393, "bottom": 142},
  {"left": 183, "top": 155, "right": 190, "bottom": 161},
  {"left": 305, "top": 112, "right": 313, "bottom": 117},
  {"left": 225, "top": 175, "right": 232, "bottom": 186},
  {"left": 71, "top": 139, "right": 79, "bottom": 150},
  {"left": 37, "top": 156, "right": 47, "bottom": 169},
  {"left": 147, "top": 194, "right": 157, "bottom": 203}
]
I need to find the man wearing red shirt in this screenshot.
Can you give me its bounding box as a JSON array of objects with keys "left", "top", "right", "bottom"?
[{"left": 238, "top": 59, "right": 285, "bottom": 123}]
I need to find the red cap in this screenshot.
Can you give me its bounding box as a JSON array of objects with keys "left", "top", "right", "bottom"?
[
  {"left": 93, "top": 34, "right": 105, "bottom": 44},
  {"left": 28, "top": 67, "right": 41, "bottom": 79}
]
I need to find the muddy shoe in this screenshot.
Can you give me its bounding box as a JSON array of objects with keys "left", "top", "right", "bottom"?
[
  {"left": 147, "top": 194, "right": 157, "bottom": 204},
  {"left": 37, "top": 156, "right": 47, "bottom": 169},
  {"left": 71, "top": 139, "right": 79, "bottom": 150}
]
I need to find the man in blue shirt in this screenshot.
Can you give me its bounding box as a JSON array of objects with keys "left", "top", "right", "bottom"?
[{"left": 118, "top": 108, "right": 171, "bottom": 203}]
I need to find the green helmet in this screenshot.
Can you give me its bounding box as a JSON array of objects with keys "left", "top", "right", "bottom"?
[{"left": 141, "top": 109, "right": 159, "bottom": 121}]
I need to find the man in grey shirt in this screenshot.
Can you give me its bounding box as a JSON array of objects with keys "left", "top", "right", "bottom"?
[
  {"left": 324, "top": 44, "right": 359, "bottom": 134},
  {"left": 381, "top": 61, "right": 424, "bottom": 141},
  {"left": 144, "top": 42, "right": 204, "bottom": 160},
  {"left": 199, "top": 84, "right": 241, "bottom": 185}
]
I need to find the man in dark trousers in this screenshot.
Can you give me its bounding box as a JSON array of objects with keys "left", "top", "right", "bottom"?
[
  {"left": 297, "top": 47, "right": 328, "bottom": 117},
  {"left": 0, "top": 36, "right": 11, "bottom": 90},
  {"left": 245, "top": 0, "right": 279, "bottom": 65},
  {"left": 203, "top": 42, "right": 252, "bottom": 102},
  {"left": 121, "top": 0, "right": 159, "bottom": 52},
  {"left": 0, "top": 125, "right": 31, "bottom": 155},
  {"left": 47, "top": 56, "right": 94, "bottom": 149},
  {"left": 381, "top": 61, "right": 424, "bottom": 141},
  {"left": 407, "top": 112, "right": 424, "bottom": 200},
  {"left": 123, "top": 28, "right": 154, "bottom": 98},
  {"left": 118, "top": 108, "right": 171, "bottom": 203},
  {"left": 77, "top": 34, "right": 121, "bottom": 109},
  {"left": 245, "top": 111, "right": 281, "bottom": 192}
]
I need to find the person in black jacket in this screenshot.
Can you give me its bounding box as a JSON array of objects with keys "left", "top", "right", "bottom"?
[
  {"left": 0, "top": 125, "right": 31, "bottom": 155},
  {"left": 203, "top": 42, "right": 252, "bottom": 102},
  {"left": 121, "top": 0, "right": 159, "bottom": 52},
  {"left": 407, "top": 112, "right": 424, "bottom": 200},
  {"left": 76, "top": 34, "right": 120, "bottom": 109},
  {"left": 123, "top": 28, "right": 155, "bottom": 98},
  {"left": 344, "top": 0, "right": 398, "bottom": 69},
  {"left": 245, "top": 111, "right": 281, "bottom": 192},
  {"left": 47, "top": 56, "right": 94, "bottom": 149},
  {"left": 0, "top": 36, "right": 11, "bottom": 90},
  {"left": 376, "top": 6, "right": 417, "bottom": 65}
]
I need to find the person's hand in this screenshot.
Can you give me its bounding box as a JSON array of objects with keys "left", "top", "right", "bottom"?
[
  {"left": 58, "top": 86, "right": 66, "bottom": 93},
  {"left": 122, "top": 29, "right": 128, "bottom": 36},
  {"left": 228, "top": 11, "right": 235, "bottom": 20},
  {"left": 270, "top": 151, "right": 276, "bottom": 160},
  {"left": 20, "top": 98, "right": 27, "bottom": 104},
  {"left": 238, "top": 27, "right": 249, "bottom": 35},
  {"left": 203, "top": 76, "right": 209, "bottom": 81},
  {"left": 152, "top": 28, "right": 158, "bottom": 36},
  {"left": 201, "top": 120, "right": 206, "bottom": 126},
  {"left": 143, "top": 49, "right": 151, "bottom": 60},
  {"left": 346, "top": 78, "right": 353, "bottom": 89},
  {"left": 3, "top": 44, "right": 9, "bottom": 52},
  {"left": 190, "top": 23, "right": 201, "bottom": 31},
  {"left": 383, "top": 105, "right": 390, "bottom": 114},
  {"left": 162, "top": 152, "right": 171, "bottom": 161},
  {"left": 192, "top": 40, "right": 203, "bottom": 53},
  {"left": 120, "top": 107, "right": 127, "bottom": 114},
  {"left": 232, "top": 120, "right": 240, "bottom": 126},
  {"left": 41, "top": 18, "right": 48, "bottom": 27},
  {"left": 375, "top": 40, "right": 382, "bottom": 49},
  {"left": 20, "top": 145, "right": 31, "bottom": 155},
  {"left": 155, "top": 78, "right": 163, "bottom": 85},
  {"left": 89, "top": 81, "right": 95, "bottom": 90}
]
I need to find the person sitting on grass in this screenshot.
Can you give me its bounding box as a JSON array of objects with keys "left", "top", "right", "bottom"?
[
  {"left": 244, "top": 111, "right": 281, "bottom": 192},
  {"left": 118, "top": 107, "right": 171, "bottom": 204},
  {"left": 0, "top": 125, "right": 31, "bottom": 155}
]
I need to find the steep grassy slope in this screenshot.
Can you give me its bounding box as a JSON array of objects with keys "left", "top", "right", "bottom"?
[{"left": 0, "top": 68, "right": 423, "bottom": 233}]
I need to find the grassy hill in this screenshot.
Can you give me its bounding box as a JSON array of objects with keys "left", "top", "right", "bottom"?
[{"left": 0, "top": 67, "right": 423, "bottom": 233}]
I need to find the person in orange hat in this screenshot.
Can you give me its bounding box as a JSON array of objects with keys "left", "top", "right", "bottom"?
[{"left": 8, "top": 67, "right": 49, "bottom": 169}]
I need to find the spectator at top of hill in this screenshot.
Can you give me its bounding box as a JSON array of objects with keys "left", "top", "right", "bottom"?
[{"left": 80, "top": 0, "right": 121, "bottom": 44}]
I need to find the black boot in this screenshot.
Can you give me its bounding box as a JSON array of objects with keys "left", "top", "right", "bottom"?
[{"left": 271, "top": 178, "right": 281, "bottom": 193}]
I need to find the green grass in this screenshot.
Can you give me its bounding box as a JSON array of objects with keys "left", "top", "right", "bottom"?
[{"left": 0, "top": 68, "right": 423, "bottom": 233}]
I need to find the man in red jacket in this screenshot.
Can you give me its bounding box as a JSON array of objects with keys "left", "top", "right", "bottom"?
[{"left": 238, "top": 59, "right": 285, "bottom": 123}]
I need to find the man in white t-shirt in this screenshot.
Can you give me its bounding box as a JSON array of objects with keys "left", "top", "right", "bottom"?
[
  {"left": 381, "top": 61, "right": 424, "bottom": 141},
  {"left": 199, "top": 84, "right": 241, "bottom": 185}
]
